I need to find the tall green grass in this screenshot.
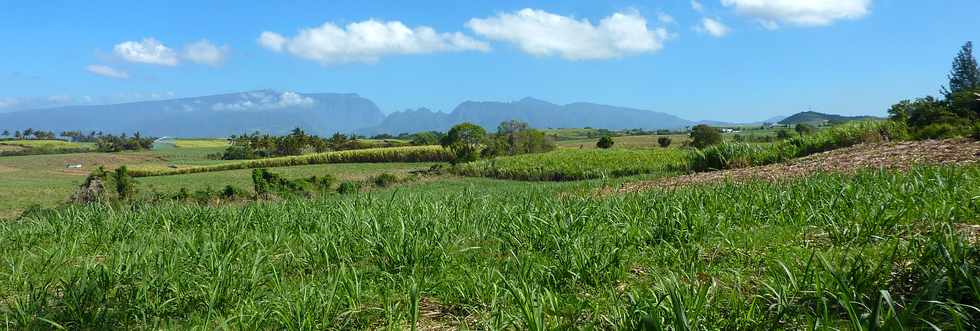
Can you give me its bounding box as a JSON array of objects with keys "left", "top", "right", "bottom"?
[
  {"left": 3, "top": 165, "right": 977, "bottom": 329},
  {"left": 690, "top": 120, "right": 910, "bottom": 171},
  {"left": 129, "top": 145, "right": 452, "bottom": 177},
  {"left": 452, "top": 148, "right": 689, "bottom": 181}
]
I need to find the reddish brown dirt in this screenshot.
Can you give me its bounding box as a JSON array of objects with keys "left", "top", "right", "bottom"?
[{"left": 618, "top": 139, "right": 980, "bottom": 193}]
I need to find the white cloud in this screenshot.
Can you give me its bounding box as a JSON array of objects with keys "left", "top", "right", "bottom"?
[
  {"left": 258, "top": 20, "right": 489, "bottom": 64},
  {"left": 696, "top": 18, "right": 731, "bottom": 37},
  {"left": 211, "top": 91, "right": 316, "bottom": 111},
  {"left": 258, "top": 32, "right": 287, "bottom": 52},
  {"left": 113, "top": 38, "right": 179, "bottom": 66},
  {"left": 721, "top": 0, "right": 872, "bottom": 28},
  {"left": 657, "top": 12, "right": 676, "bottom": 25},
  {"left": 691, "top": 0, "right": 704, "bottom": 12},
  {"left": 182, "top": 39, "right": 230, "bottom": 66},
  {"left": 85, "top": 64, "right": 129, "bottom": 79},
  {"left": 466, "top": 9, "right": 671, "bottom": 60}
]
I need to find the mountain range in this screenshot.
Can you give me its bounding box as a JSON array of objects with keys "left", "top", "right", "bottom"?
[{"left": 0, "top": 90, "right": 870, "bottom": 137}]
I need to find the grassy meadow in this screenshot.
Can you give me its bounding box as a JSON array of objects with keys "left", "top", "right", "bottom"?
[{"left": 2, "top": 165, "right": 978, "bottom": 329}]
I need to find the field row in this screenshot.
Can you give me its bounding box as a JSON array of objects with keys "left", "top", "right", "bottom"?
[{"left": 128, "top": 145, "right": 452, "bottom": 177}]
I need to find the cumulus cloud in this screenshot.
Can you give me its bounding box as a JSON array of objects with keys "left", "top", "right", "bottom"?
[
  {"left": 212, "top": 91, "right": 316, "bottom": 111},
  {"left": 258, "top": 32, "right": 287, "bottom": 52},
  {"left": 182, "top": 39, "right": 230, "bottom": 66},
  {"left": 696, "top": 18, "right": 731, "bottom": 37},
  {"left": 85, "top": 64, "right": 129, "bottom": 79},
  {"left": 258, "top": 20, "right": 489, "bottom": 64},
  {"left": 721, "top": 0, "right": 872, "bottom": 28},
  {"left": 657, "top": 12, "right": 676, "bottom": 25},
  {"left": 691, "top": 0, "right": 704, "bottom": 12},
  {"left": 466, "top": 9, "right": 671, "bottom": 60},
  {"left": 113, "top": 38, "right": 179, "bottom": 66}
]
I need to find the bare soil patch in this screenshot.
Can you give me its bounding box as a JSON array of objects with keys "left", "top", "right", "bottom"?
[{"left": 619, "top": 139, "right": 980, "bottom": 193}]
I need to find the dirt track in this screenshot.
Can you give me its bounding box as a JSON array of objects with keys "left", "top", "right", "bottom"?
[{"left": 619, "top": 139, "right": 980, "bottom": 193}]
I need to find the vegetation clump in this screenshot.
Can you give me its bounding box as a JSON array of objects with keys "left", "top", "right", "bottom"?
[
  {"left": 888, "top": 42, "right": 980, "bottom": 139},
  {"left": 689, "top": 125, "right": 722, "bottom": 148},
  {"left": 454, "top": 148, "right": 688, "bottom": 181},
  {"left": 596, "top": 136, "right": 614, "bottom": 149},
  {"left": 657, "top": 136, "right": 672, "bottom": 148},
  {"left": 690, "top": 120, "right": 909, "bottom": 171}
]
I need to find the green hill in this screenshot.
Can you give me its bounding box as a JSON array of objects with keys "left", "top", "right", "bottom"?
[{"left": 778, "top": 111, "right": 879, "bottom": 125}]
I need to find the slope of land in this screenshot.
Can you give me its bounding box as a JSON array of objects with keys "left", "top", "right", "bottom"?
[{"left": 619, "top": 139, "right": 980, "bottom": 192}]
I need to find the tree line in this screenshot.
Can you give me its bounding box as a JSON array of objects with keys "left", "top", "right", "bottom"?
[
  {"left": 440, "top": 120, "right": 557, "bottom": 164},
  {"left": 0, "top": 128, "right": 57, "bottom": 140},
  {"left": 888, "top": 41, "right": 980, "bottom": 138},
  {"left": 220, "top": 128, "right": 446, "bottom": 160}
]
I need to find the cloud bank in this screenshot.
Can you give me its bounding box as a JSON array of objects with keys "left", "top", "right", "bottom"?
[
  {"left": 466, "top": 9, "right": 671, "bottom": 60},
  {"left": 721, "top": 0, "right": 872, "bottom": 28},
  {"left": 258, "top": 20, "right": 489, "bottom": 64},
  {"left": 211, "top": 91, "right": 316, "bottom": 111}
]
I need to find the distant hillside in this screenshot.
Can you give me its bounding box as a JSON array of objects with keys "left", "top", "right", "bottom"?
[
  {"left": 363, "top": 97, "right": 693, "bottom": 135},
  {"left": 779, "top": 111, "right": 879, "bottom": 125},
  {"left": 0, "top": 90, "right": 386, "bottom": 137}
]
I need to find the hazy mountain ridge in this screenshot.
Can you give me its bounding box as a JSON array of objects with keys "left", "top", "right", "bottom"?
[
  {"left": 362, "top": 97, "right": 694, "bottom": 135},
  {"left": 0, "top": 90, "right": 386, "bottom": 137},
  {"left": 1, "top": 91, "right": 877, "bottom": 137}
]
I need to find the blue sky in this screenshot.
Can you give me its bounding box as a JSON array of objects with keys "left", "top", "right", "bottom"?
[{"left": 1, "top": 0, "right": 978, "bottom": 122}]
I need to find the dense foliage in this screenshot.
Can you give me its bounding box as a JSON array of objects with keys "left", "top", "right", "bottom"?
[
  {"left": 889, "top": 42, "right": 980, "bottom": 138},
  {"left": 657, "top": 136, "right": 672, "bottom": 148},
  {"left": 453, "top": 148, "right": 688, "bottom": 181},
  {"left": 596, "top": 136, "right": 614, "bottom": 149},
  {"left": 481, "top": 120, "right": 556, "bottom": 158},
  {"left": 94, "top": 133, "right": 155, "bottom": 152},
  {"left": 689, "top": 124, "right": 722, "bottom": 148},
  {"left": 3, "top": 166, "right": 978, "bottom": 329},
  {"left": 690, "top": 120, "right": 909, "bottom": 171}
]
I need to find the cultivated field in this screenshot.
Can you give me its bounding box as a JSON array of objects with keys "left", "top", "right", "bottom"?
[
  {"left": 2, "top": 165, "right": 978, "bottom": 329},
  {"left": 1, "top": 122, "right": 979, "bottom": 329}
]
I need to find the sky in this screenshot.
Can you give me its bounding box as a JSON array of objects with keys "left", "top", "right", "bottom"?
[{"left": 1, "top": 0, "right": 978, "bottom": 122}]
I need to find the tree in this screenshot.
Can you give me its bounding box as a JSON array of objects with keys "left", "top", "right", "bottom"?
[
  {"left": 1, "top": 130, "right": 8, "bottom": 137},
  {"left": 113, "top": 166, "right": 137, "bottom": 200},
  {"left": 657, "top": 137, "right": 672, "bottom": 148},
  {"left": 795, "top": 123, "right": 816, "bottom": 136},
  {"left": 596, "top": 136, "right": 615, "bottom": 149},
  {"left": 14, "top": 131, "right": 21, "bottom": 139},
  {"left": 776, "top": 129, "right": 792, "bottom": 140},
  {"left": 689, "top": 125, "right": 722, "bottom": 148},
  {"left": 441, "top": 123, "right": 486, "bottom": 164},
  {"left": 946, "top": 41, "right": 980, "bottom": 96}
]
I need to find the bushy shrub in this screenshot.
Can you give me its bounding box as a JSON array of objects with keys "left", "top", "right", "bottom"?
[
  {"left": 372, "top": 173, "right": 399, "bottom": 187},
  {"left": 915, "top": 123, "right": 965, "bottom": 140},
  {"left": 657, "top": 137, "right": 672, "bottom": 148},
  {"left": 337, "top": 181, "right": 359, "bottom": 194},
  {"left": 596, "top": 136, "right": 614, "bottom": 149}
]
